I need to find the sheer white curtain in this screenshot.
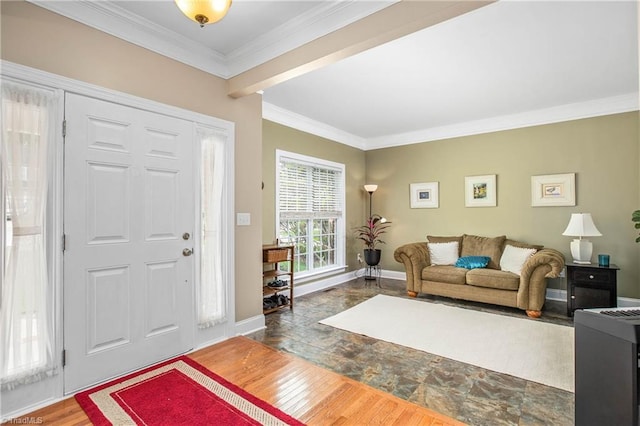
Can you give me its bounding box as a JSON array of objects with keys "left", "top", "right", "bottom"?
[
  {"left": 1, "top": 82, "right": 56, "bottom": 389},
  {"left": 198, "top": 127, "right": 226, "bottom": 328}
]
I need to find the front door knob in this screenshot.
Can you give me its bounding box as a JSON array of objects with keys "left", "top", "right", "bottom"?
[{"left": 183, "top": 248, "right": 193, "bottom": 257}]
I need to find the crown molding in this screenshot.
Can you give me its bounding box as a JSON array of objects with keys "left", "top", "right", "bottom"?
[
  {"left": 263, "top": 102, "right": 367, "bottom": 150},
  {"left": 366, "top": 92, "right": 640, "bottom": 149},
  {"left": 29, "top": 0, "right": 230, "bottom": 77},
  {"left": 27, "top": 0, "right": 396, "bottom": 80},
  {"left": 266, "top": 92, "right": 639, "bottom": 151}
]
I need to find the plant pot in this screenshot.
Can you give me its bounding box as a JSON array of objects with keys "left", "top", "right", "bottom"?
[{"left": 363, "top": 249, "right": 381, "bottom": 266}]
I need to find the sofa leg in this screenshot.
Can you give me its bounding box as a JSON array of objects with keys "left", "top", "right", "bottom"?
[
  {"left": 407, "top": 291, "right": 418, "bottom": 298},
  {"left": 526, "top": 310, "right": 542, "bottom": 318}
]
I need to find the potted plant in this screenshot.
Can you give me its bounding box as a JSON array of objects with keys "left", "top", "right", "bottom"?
[
  {"left": 354, "top": 214, "right": 391, "bottom": 266},
  {"left": 633, "top": 210, "right": 640, "bottom": 242}
]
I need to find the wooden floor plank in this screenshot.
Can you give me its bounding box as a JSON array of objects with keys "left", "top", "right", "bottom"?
[
  {"left": 297, "top": 382, "right": 356, "bottom": 423},
  {"left": 3, "top": 336, "right": 464, "bottom": 426}
]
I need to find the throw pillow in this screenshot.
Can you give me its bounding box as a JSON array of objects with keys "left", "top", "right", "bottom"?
[
  {"left": 427, "top": 235, "right": 463, "bottom": 252},
  {"left": 455, "top": 256, "right": 491, "bottom": 269},
  {"left": 460, "top": 234, "right": 507, "bottom": 270},
  {"left": 428, "top": 241, "right": 459, "bottom": 265},
  {"left": 500, "top": 244, "right": 537, "bottom": 275}
]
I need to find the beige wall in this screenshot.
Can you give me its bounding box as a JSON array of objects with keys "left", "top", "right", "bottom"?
[
  {"left": 263, "top": 114, "right": 640, "bottom": 298},
  {"left": 1, "top": 1, "right": 264, "bottom": 321},
  {"left": 366, "top": 112, "right": 640, "bottom": 298},
  {"left": 262, "top": 120, "right": 366, "bottom": 275}
]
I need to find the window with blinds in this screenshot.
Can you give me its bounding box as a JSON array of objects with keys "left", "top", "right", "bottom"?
[{"left": 276, "top": 150, "right": 345, "bottom": 276}]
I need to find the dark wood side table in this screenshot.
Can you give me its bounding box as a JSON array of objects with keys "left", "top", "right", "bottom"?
[{"left": 566, "top": 262, "right": 619, "bottom": 317}]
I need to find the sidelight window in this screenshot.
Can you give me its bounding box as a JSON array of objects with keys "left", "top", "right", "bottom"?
[
  {"left": 197, "top": 127, "right": 227, "bottom": 328},
  {"left": 1, "top": 82, "right": 57, "bottom": 389}
]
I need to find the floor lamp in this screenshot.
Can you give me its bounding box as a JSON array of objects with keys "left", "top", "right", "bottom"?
[
  {"left": 363, "top": 184, "right": 379, "bottom": 282},
  {"left": 364, "top": 184, "right": 377, "bottom": 219}
]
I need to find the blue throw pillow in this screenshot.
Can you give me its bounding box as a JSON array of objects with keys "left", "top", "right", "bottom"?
[{"left": 455, "top": 256, "right": 491, "bottom": 269}]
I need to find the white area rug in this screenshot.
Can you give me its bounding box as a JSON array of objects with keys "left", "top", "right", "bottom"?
[{"left": 319, "top": 294, "right": 574, "bottom": 392}]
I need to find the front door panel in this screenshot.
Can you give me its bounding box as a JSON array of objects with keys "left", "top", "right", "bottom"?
[{"left": 63, "top": 94, "right": 195, "bottom": 393}]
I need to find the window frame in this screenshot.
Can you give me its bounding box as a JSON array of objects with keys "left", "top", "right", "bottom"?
[{"left": 275, "top": 149, "right": 346, "bottom": 280}]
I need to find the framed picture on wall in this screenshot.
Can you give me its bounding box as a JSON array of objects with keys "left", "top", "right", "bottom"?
[
  {"left": 410, "top": 182, "right": 439, "bottom": 208},
  {"left": 531, "top": 173, "right": 576, "bottom": 206},
  {"left": 465, "top": 175, "right": 496, "bottom": 207}
]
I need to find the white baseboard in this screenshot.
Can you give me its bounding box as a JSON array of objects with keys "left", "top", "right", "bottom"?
[
  {"left": 292, "top": 268, "right": 406, "bottom": 297},
  {"left": 381, "top": 269, "right": 406, "bottom": 281},
  {"left": 293, "top": 271, "right": 356, "bottom": 297},
  {"left": 235, "top": 314, "right": 265, "bottom": 336},
  {"left": 611, "top": 296, "right": 640, "bottom": 308},
  {"left": 545, "top": 288, "right": 566, "bottom": 302},
  {"left": 1, "top": 396, "right": 67, "bottom": 424}
]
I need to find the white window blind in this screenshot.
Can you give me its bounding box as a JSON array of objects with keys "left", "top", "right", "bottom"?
[
  {"left": 276, "top": 151, "right": 345, "bottom": 276},
  {"left": 279, "top": 161, "right": 343, "bottom": 220}
]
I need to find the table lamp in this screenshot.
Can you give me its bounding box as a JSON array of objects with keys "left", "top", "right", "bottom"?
[{"left": 562, "top": 213, "right": 602, "bottom": 264}]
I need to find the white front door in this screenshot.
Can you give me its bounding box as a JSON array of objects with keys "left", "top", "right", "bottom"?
[{"left": 63, "top": 94, "right": 195, "bottom": 393}]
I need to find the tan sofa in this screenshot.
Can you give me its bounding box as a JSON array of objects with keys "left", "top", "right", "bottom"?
[{"left": 393, "top": 234, "right": 565, "bottom": 318}]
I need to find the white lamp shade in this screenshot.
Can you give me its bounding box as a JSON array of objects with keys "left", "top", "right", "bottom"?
[
  {"left": 364, "top": 184, "right": 378, "bottom": 193},
  {"left": 562, "top": 213, "right": 602, "bottom": 237}
]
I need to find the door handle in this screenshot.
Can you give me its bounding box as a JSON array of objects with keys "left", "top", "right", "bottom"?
[{"left": 183, "top": 248, "right": 193, "bottom": 257}]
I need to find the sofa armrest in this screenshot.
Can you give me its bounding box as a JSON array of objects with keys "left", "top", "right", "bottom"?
[
  {"left": 394, "top": 242, "right": 430, "bottom": 294},
  {"left": 521, "top": 248, "right": 565, "bottom": 279},
  {"left": 517, "top": 248, "right": 565, "bottom": 311}
]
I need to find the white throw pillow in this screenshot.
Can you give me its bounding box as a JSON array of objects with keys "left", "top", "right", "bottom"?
[
  {"left": 500, "top": 244, "right": 537, "bottom": 275},
  {"left": 428, "top": 241, "right": 459, "bottom": 265}
]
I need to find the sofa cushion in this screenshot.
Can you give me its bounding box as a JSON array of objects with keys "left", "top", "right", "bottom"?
[
  {"left": 500, "top": 244, "right": 537, "bottom": 275},
  {"left": 504, "top": 239, "right": 543, "bottom": 251},
  {"left": 422, "top": 265, "right": 468, "bottom": 285},
  {"left": 466, "top": 268, "right": 520, "bottom": 291},
  {"left": 428, "top": 241, "right": 459, "bottom": 265},
  {"left": 427, "top": 235, "right": 463, "bottom": 255},
  {"left": 460, "top": 234, "right": 506, "bottom": 270},
  {"left": 454, "top": 256, "right": 491, "bottom": 269}
]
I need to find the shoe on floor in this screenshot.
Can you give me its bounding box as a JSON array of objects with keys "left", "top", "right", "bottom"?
[
  {"left": 263, "top": 297, "right": 277, "bottom": 310},
  {"left": 277, "top": 294, "right": 289, "bottom": 306}
]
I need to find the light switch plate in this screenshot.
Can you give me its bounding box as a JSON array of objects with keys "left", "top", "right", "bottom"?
[{"left": 236, "top": 213, "right": 251, "bottom": 226}]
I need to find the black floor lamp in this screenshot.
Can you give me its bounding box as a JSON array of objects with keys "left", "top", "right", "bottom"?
[
  {"left": 363, "top": 184, "right": 379, "bottom": 282},
  {"left": 364, "top": 184, "right": 377, "bottom": 219}
]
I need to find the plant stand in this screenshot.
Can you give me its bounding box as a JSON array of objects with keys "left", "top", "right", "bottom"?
[{"left": 363, "top": 264, "right": 381, "bottom": 286}]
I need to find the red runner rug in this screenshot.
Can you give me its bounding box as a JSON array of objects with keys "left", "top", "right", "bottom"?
[{"left": 75, "top": 356, "right": 305, "bottom": 425}]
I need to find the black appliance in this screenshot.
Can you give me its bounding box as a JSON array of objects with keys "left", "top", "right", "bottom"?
[{"left": 574, "top": 307, "right": 640, "bottom": 425}]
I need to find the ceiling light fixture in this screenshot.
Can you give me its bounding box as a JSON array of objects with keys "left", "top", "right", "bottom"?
[{"left": 174, "top": 0, "right": 232, "bottom": 28}]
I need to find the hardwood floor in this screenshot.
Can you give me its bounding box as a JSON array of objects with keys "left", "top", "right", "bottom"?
[{"left": 4, "top": 336, "right": 463, "bottom": 425}]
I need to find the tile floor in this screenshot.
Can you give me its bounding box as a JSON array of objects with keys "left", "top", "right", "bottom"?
[{"left": 247, "top": 278, "right": 574, "bottom": 426}]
